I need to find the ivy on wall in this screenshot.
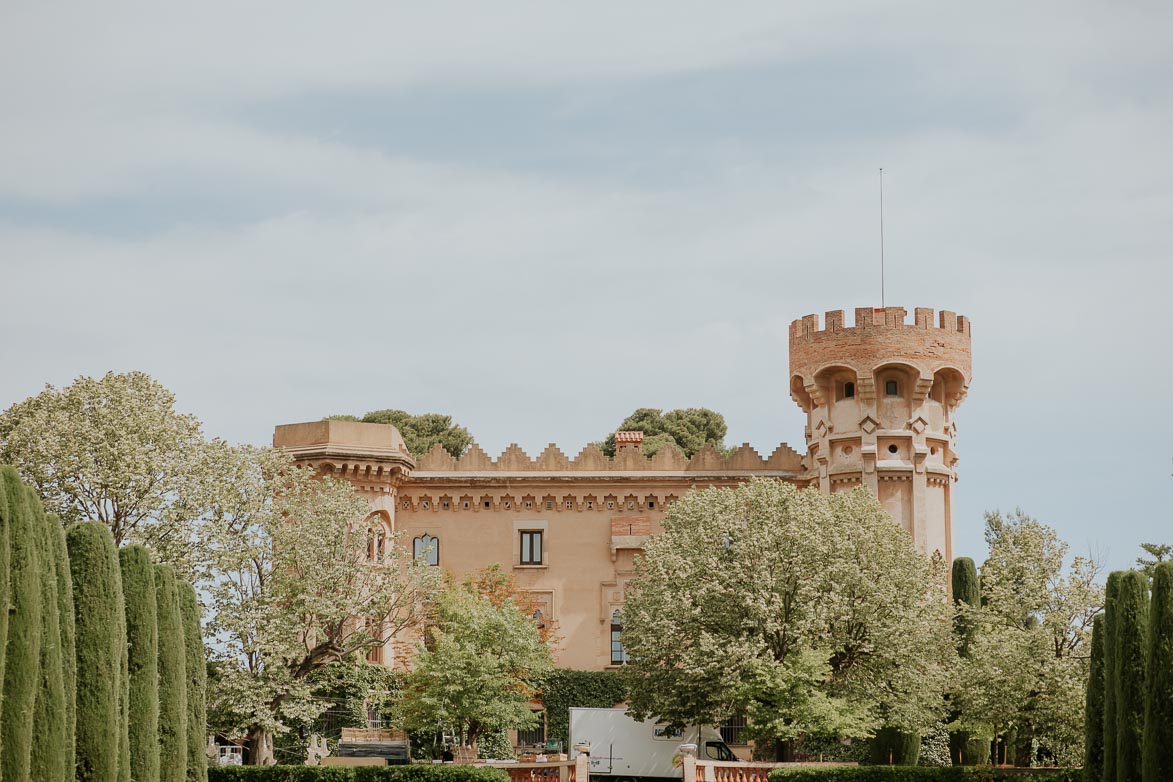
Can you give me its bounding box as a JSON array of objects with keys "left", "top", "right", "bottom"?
[{"left": 532, "top": 670, "right": 629, "bottom": 747}]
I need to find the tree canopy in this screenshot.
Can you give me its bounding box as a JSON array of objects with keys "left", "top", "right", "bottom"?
[
  {"left": 328, "top": 410, "right": 473, "bottom": 458},
  {"left": 598, "top": 407, "right": 728, "bottom": 458},
  {"left": 204, "top": 446, "right": 440, "bottom": 764},
  {"left": 621, "top": 479, "right": 955, "bottom": 741},
  {"left": 1136, "top": 542, "right": 1172, "bottom": 580},
  {"left": 0, "top": 371, "right": 219, "bottom": 573},
  {"left": 399, "top": 580, "right": 553, "bottom": 750}
]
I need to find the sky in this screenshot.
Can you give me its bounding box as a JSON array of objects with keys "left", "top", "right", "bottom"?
[{"left": 1, "top": 2, "right": 1170, "bottom": 574}]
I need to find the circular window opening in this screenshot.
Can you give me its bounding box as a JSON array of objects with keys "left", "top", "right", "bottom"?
[
  {"left": 930, "top": 447, "right": 939, "bottom": 455},
  {"left": 887, "top": 444, "right": 899, "bottom": 455},
  {"left": 843, "top": 445, "right": 853, "bottom": 455}
]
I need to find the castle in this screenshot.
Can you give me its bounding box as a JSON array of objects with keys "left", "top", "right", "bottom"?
[{"left": 274, "top": 305, "right": 971, "bottom": 673}]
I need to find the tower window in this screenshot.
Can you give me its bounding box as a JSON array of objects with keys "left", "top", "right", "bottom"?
[
  {"left": 844, "top": 382, "right": 855, "bottom": 398},
  {"left": 885, "top": 380, "right": 900, "bottom": 396},
  {"left": 887, "top": 444, "right": 899, "bottom": 455}
]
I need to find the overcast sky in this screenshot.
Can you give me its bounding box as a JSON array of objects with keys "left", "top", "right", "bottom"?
[{"left": 2, "top": 2, "right": 1170, "bottom": 573}]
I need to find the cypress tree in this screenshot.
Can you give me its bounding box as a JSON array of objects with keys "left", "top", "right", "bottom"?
[
  {"left": 1, "top": 470, "right": 43, "bottom": 782},
  {"left": 51, "top": 515, "right": 77, "bottom": 779},
  {"left": 1103, "top": 571, "right": 1122, "bottom": 782},
  {"left": 1114, "top": 570, "right": 1147, "bottom": 782},
  {"left": 948, "top": 556, "right": 987, "bottom": 765},
  {"left": 118, "top": 585, "right": 131, "bottom": 782},
  {"left": 866, "top": 727, "right": 921, "bottom": 765},
  {"left": 179, "top": 581, "right": 208, "bottom": 782},
  {"left": 155, "top": 564, "right": 189, "bottom": 782},
  {"left": 29, "top": 490, "right": 68, "bottom": 782},
  {"left": 1084, "top": 614, "right": 1105, "bottom": 782},
  {"left": 1142, "top": 561, "right": 1173, "bottom": 782},
  {"left": 120, "top": 546, "right": 160, "bottom": 782},
  {"left": 68, "top": 521, "right": 123, "bottom": 782},
  {"left": 0, "top": 467, "right": 12, "bottom": 768}
]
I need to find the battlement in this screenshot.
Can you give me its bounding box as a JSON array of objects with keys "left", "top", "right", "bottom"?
[{"left": 789, "top": 307, "right": 971, "bottom": 343}]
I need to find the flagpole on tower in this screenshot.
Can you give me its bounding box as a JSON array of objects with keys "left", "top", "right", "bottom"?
[{"left": 879, "top": 167, "right": 886, "bottom": 309}]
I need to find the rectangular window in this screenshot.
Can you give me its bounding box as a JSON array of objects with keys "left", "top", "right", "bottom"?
[
  {"left": 720, "top": 715, "right": 748, "bottom": 745},
  {"left": 610, "top": 609, "right": 629, "bottom": 665},
  {"left": 520, "top": 530, "right": 543, "bottom": 565},
  {"left": 517, "top": 714, "right": 546, "bottom": 747}
]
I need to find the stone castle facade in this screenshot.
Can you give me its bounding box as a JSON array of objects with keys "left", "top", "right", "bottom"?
[{"left": 274, "top": 305, "right": 971, "bottom": 671}]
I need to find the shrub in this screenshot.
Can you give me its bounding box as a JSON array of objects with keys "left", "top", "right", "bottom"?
[
  {"left": 769, "top": 767, "right": 1082, "bottom": 782},
  {"left": 30, "top": 490, "right": 69, "bottom": 782},
  {"left": 207, "top": 765, "right": 511, "bottom": 782},
  {"left": 1083, "top": 615, "right": 1104, "bottom": 782},
  {"left": 1141, "top": 561, "right": 1173, "bottom": 782},
  {"left": 68, "top": 521, "right": 126, "bottom": 782},
  {"left": 475, "top": 731, "right": 515, "bottom": 760},
  {"left": 156, "top": 564, "right": 190, "bottom": 782},
  {"left": 2, "top": 470, "right": 43, "bottom": 782},
  {"left": 180, "top": 581, "right": 209, "bottom": 782},
  {"left": 1113, "top": 571, "right": 1147, "bottom": 782},
  {"left": 121, "top": 545, "right": 160, "bottom": 782},
  {"left": 867, "top": 728, "right": 921, "bottom": 766}
]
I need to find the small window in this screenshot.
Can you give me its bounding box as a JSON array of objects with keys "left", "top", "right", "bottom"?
[
  {"left": 720, "top": 716, "right": 748, "bottom": 746},
  {"left": 648, "top": 501, "right": 655, "bottom": 509},
  {"left": 520, "top": 530, "right": 543, "bottom": 565},
  {"left": 887, "top": 444, "right": 899, "bottom": 455},
  {"left": 484, "top": 500, "right": 491, "bottom": 509},
  {"left": 413, "top": 534, "right": 439, "bottom": 566},
  {"left": 844, "top": 381, "right": 855, "bottom": 398},
  {"left": 885, "top": 379, "right": 900, "bottom": 396},
  {"left": 610, "top": 609, "right": 630, "bottom": 665}
]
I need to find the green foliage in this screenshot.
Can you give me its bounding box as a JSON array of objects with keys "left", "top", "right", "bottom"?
[
  {"left": 476, "top": 730, "right": 515, "bottom": 760},
  {"left": 0, "top": 469, "right": 10, "bottom": 767},
  {"left": 68, "top": 521, "right": 126, "bottom": 782},
  {"left": 1113, "top": 571, "right": 1146, "bottom": 782},
  {"left": 399, "top": 583, "right": 552, "bottom": 747},
  {"left": 180, "top": 581, "right": 210, "bottom": 782},
  {"left": 598, "top": 407, "right": 727, "bottom": 458},
  {"left": 1102, "top": 571, "right": 1121, "bottom": 782},
  {"left": 769, "top": 769, "right": 1082, "bottom": 782},
  {"left": 623, "top": 481, "right": 955, "bottom": 741},
  {"left": 2, "top": 471, "right": 43, "bottom": 782},
  {"left": 1083, "top": 615, "right": 1104, "bottom": 782},
  {"left": 121, "top": 545, "right": 160, "bottom": 782},
  {"left": 1135, "top": 543, "right": 1172, "bottom": 580},
  {"left": 30, "top": 488, "right": 69, "bottom": 782},
  {"left": 533, "top": 669, "right": 628, "bottom": 747},
  {"left": 51, "top": 514, "right": 77, "bottom": 776},
  {"left": 1143, "top": 561, "right": 1173, "bottom": 781},
  {"left": 341, "top": 410, "right": 474, "bottom": 459},
  {"left": 916, "top": 723, "right": 951, "bottom": 768},
  {"left": 208, "top": 766, "right": 511, "bottom": 782},
  {"left": 157, "top": 564, "right": 190, "bottom": 782},
  {"left": 951, "top": 558, "right": 980, "bottom": 654},
  {"left": 866, "top": 728, "right": 920, "bottom": 766}
]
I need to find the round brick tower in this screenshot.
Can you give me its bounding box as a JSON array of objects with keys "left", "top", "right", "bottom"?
[{"left": 789, "top": 306, "right": 971, "bottom": 560}]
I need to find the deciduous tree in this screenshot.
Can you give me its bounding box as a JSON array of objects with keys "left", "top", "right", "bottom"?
[
  {"left": 622, "top": 480, "right": 955, "bottom": 742},
  {"left": 205, "top": 446, "right": 440, "bottom": 764}
]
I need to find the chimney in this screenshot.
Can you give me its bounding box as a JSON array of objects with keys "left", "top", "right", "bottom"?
[{"left": 614, "top": 431, "right": 644, "bottom": 453}]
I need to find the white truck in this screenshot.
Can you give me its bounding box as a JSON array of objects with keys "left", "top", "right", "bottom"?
[{"left": 569, "top": 707, "right": 737, "bottom": 781}]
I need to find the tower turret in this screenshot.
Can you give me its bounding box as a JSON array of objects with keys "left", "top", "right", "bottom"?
[{"left": 789, "top": 307, "right": 971, "bottom": 560}]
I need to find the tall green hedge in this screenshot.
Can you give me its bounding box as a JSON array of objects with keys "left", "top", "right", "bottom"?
[
  {"left": 121, "top": 545, "right": 160, "bottom": 782},
  {"left": 1142, "top": 561, "right": 1173, "bottom": 782},
  {"left": 156, "top": 564, "right": 190, "bottom": 782},
  {"left": 180, "top": 581, "right": 209, "bottom": 782},
  {"left": 208, "top": 766, "right": 512, "bottom": 782},
  {"left": 1, "top": 471, "right": 43, "bottom": 782},
  {"left": 1083, "top": 614, "right": 1104, "bottom": 782},
  {"left": 948, "top": 557, "right": 985, "bottom": 766},
  {"left": 768, "top": 768, "right": 1082, "bottom": 782},
  {"left": 69, "top": 521, "right": 126, "bottom": 782},
  {"left": 533, "top": 669, "right": 628, "bottom": 746},
  {"left": 1113, "top": 570, "right": 1147, "bottom": 782},
  {"left": 1101, "top": 571, "right": 1121, "bottom": 782},
  {"left": 867, "top": 727, "right": 921, "bottom": 766},
  {"left": 30, "top": 490, "right": 69, "bottom": 782},
  {"left": 52, "top": 514, "right": 77, "bottom": 777},
  {"left": 0, "top": 468, "right": 12, "bottom": 771}
]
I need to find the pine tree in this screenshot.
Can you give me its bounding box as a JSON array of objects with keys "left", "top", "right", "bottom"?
[
  {"left": 179, "top": 581, "right": 208, "bottom": 782},
  {"left": 120, "top": 545, "right": 160, "bottom": 782},
  {"left": 1114, "top": 570, "right": 1147, "bottom": 782},
  {"left": 155, "top": 564, "right": 189, "bottom": 782},
  {"left": 1142, "top": 561, "right": 1173, "bottom": 782},
  {"left": 1103, "top": 571, "right": 1122, "bottom": 782},
  {"left": 51, "top": 515, "right": 77, "bottom": 779},
  {"left": 1, "top": 470, "right": 43, "bottom": 782},
  {"left": 30, "top": 489, "right": 69, "bottom": 782},
  {"left": 949, "top": 556, "right": 987, "bottom": 765},
  {"left": 1084, "top": 614, "right": 1105, "bottom": 782},
  {"left": 68, "top": 521, "right": 124, "bottom": 782}
]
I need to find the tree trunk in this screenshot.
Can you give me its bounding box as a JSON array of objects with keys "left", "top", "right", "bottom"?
[{"left": 246, "top": 727, "right": 275, "bottom": 766}]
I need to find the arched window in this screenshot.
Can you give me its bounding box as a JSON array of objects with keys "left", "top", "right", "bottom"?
[
  {"left": 366, "top": 518, "right": 389, "bottom": 561},
  {"left": 413, "top": 533, "right": 439, "bottom": 566},
  {"left": 610, "top": 609, "right": 629, "bottom": 665}
]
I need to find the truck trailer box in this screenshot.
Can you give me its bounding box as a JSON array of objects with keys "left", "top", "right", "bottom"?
[{"left": 569, "top": 707, "right": 735, "bottom": 780}]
